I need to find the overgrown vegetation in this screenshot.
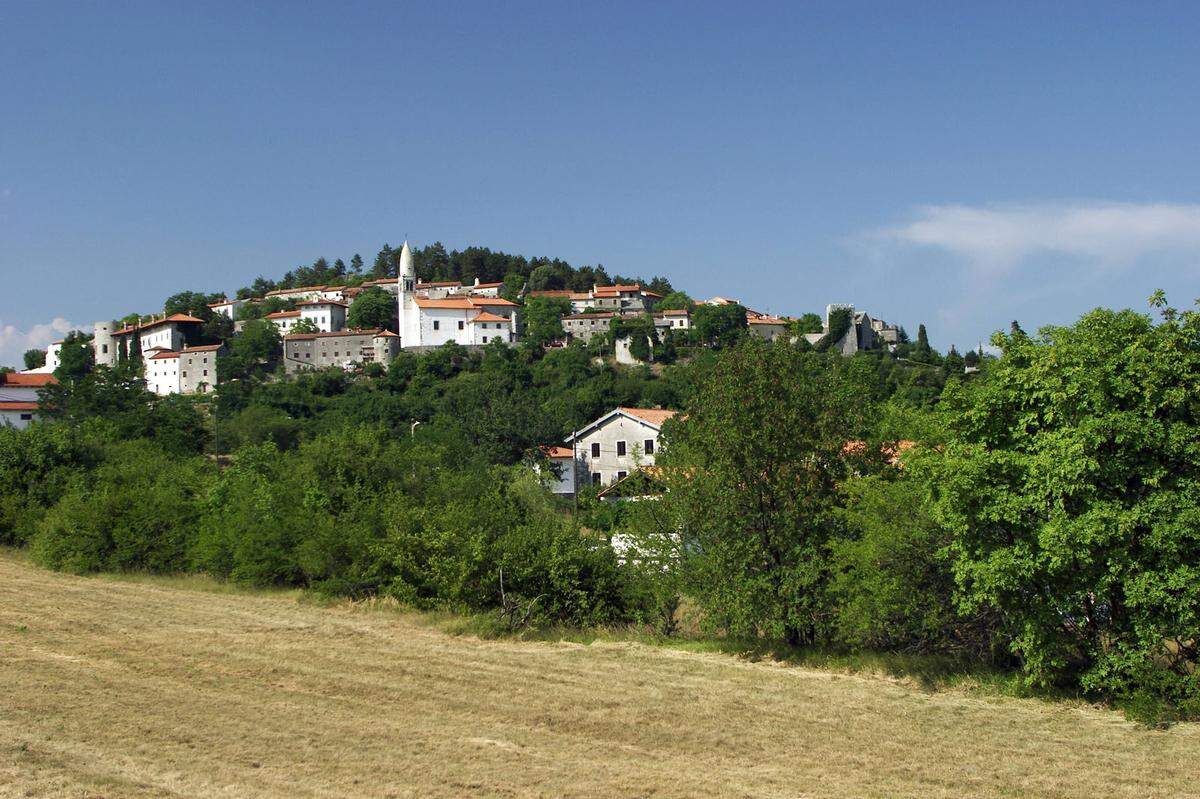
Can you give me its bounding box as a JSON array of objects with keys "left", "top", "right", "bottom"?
[{"left": 3, "top": 292, "right": 1197, "bottom": 723}]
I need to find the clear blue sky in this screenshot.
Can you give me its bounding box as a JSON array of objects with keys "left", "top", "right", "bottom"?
[{"left": 4, "top": 1, "right": 1200, "bottom": 364}]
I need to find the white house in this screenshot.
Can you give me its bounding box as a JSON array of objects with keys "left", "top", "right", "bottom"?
[
  {"left": 0, "top": 372, "right": 55, "bottom": 429},
  {"left": 265, "top": 309, "right": 302, "bottom": 334},
  {"left": 145, "top": 344, "right": 223, "bottom": 396},
  {"left": 298, "top": 299, "right": 348, "bottom": 333},
  {"left": 137, "top": 314, "right": 205, "bottom": 353},
  {"left": 396, "top": 241, "right": 519, "bottom": 348},
  {"left": 654, "top": 308, "right": 691, "bottom": 332},
  {"left": 208, "top": 298, "right": 245, "bottom": 319},
  {"left": 469, "top": 279, "right": 504, "bottom": 297},
  {"left": 562, "top": 407, "right": 678, "bottom": 488},
  {"left": 748, "top": 315, "right": 789, "bottom": 341},
  {"left": 539, "top": 445, "right": 578, "bottom": 495}
]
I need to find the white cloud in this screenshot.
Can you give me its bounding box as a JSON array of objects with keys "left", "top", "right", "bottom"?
[
  {"left": 873, "top": 201, "right": 1200, "bottom": 276},
  {"left": 0, "top": 318, "right": 77, "bottom": 369}
]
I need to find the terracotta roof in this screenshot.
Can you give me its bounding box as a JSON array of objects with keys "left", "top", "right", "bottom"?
[
  {"left": 748, "top": 316, "right": 787, "bottom": 325},
  {"left": 659, "top": 308, "right": 689, "bottom": 316},
  {"left": 618, "top": 407, "right": 678, "bottom": 427},
  {"left": 414, "top": 297, "right": 517, "bottom": 310},
  {"left": 593, "top": 283, "right": 641, "bottom": 295},
  {"left": 183, "top": 344, "right": 223, "bottom": 352},
  {"left": 470, "top": 311, "right": 508, "bottom": 323},
  {"left": 416, "top": 281, "right": 462, "bottom": 289},
  {"left": 373, "top": 330, "right": 400, "bottom": 338},
  {"left": 148, "top": 350, "right": 181, "bottom": 360},
  {"left": 208, "top": 299, "right": 236, "bottom": 307},
  {"left": 473, "top": 281, "right": 504, "bottom": 288},
  {"left": 284, "top": 328, "right": 385, "bottom": 341},
  {"left": 360, "top": 278, "right": 396, "bottom": 287},
  {"left": 265, "top": 310, "right": 302, "bottom": 319},
  {"left": 0, "top": 373, "right": 57, "bottom": 387},
  {"left": 414, "top": 297, "right": 475, "bottom": 310},
  {"left": 297, "top": 299, "right": 349, "bottom": 308},
  {"left": 570, "top": 292, "right": 592, "bottom": 300},
  {"left": 540, "top": 445, "right": 574, "bottom": 459},
  {"left": 0, "top": 401, "right": 40, "bottom": 412},
  {"left": 142, "top": 313, "right": 205, "bottom": 328}
]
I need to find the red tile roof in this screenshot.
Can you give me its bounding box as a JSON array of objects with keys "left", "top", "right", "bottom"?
[
  {"left": 265, "top": 284, "right": 327, "bottom": 296},
  {"left": 148, "top": 350, "right": 180, "bottom": 360},
  {"left": 0, "top": 373, "right": 57, "bottom": 387},
  {"left": 473, "top": 281, "right": 504, "bottom": 288},
  {"left": 469, "top": 297, "right": 517, "bottom": 307},
  {"left": 265, "top": 310, "right": 302, "bottom": 319},
  {"left": 618, "top": 407, "right": 678, "bottom": 427},
  {"left": 284, "top": 328, "right": 387, "bottom": 341},
  {"left": 748, "top": 316, "right": 787, "bottom": 325},
  {"left": 297, "top": 299, "right": 349, "bottom": 308},
  {"left": 0, "top": 401, "right": 40, "bottom": 411},
  {"left": 659, "top": 308, "right": 689, "bottom": 316},
  {"left": 540, "top": 445, "right": 574, "bottom": 459},
  {"left": 414, "top": 297, "right": 475, "bottom": 310},
  {"left": 470, "top": 311, "right": 508, "bottom": 323},
  {"left": 142, "top": 313, "right": 205, "bottom": 328},
  {"left": 183, "top": 344, "right": 223, "bottom": 352},
  {"left": 416, "top": 280, "right": 462, "bottom": 289}
]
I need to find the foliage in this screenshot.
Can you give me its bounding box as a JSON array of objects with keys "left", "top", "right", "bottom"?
[
  {"left": 54, "top": 331, "right": 94, "bottom": 379},
  {"left": 655, "top": 291, "right": 693, "bottom": 311},
  {"left": 813, "top": 307, "right": 853, "bottom": 352},
  {"left": 290, "top": 317, "right": 319, "bottom": 335},
  {"left": 690, "top": 303, "right": 747, "bottom": 348},
  {"left": 632, "top": 339, "right": 874, "bottom": 644},
  {"left": 521, "top": 296, "right": 571, "bottom": 347},
  {"left": 31, "top": 439, "right": 213, "bottom": 574},
  {"left": 23, "top": 349, "right": 46, "bottom": 370},
  {"left": 928, "top": 298, "right": 1200, "bottom": 708},
  {"left": 347, "top": 286, "right": 395, "bottom": 330}
]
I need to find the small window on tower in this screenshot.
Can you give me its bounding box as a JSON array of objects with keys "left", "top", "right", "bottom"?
[
  {"left": 458, "top": 320, "right": 464, "bottom": 330},
  {"left": 433, "top": 321, "right": 440, "bottom": 331}
]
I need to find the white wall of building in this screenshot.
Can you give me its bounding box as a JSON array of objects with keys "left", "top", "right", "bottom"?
[{"left": 568, "top": 412, "right": 670, "bottom": 486}]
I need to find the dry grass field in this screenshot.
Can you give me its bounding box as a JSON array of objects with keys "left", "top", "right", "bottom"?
[{"left": 1, "top": 553, "right": 1198, "bottom": 799}]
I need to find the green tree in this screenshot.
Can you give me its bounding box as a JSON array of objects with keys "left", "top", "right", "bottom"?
[
  {"left": 792, "top": 312, "right": 823, "bottom": 335},
  {"left": 527, "top": 264, "right": 560, "bottom": 292},
  {"left": 690, "top": 304, "right": 747, "bottom": 348},
  {"left": 290, "top": 318, "right": 319, "bottom": 335},
  {"left": 634, "top": 340, "right": 873, "bottom": 645},
  {"left": 522, "top": 297, "right": 570, "bottom": 347},
  {"left": 655, "top": 291, "right": 693, "bottom": 311},
  {"left": 163, "top": 291, "right": 223, "bottom": 320},
  {"left": 346, "top": 287, "right": 395, "bottom": 330},
  {"left": 54, "top": 331, "right": 94, "bottom": 380},
  {"left": 929, "top": 298, "right": 1200, "bottom": 706},
  {"left": 23, "top": 349, "right": 46, "bottom": 370},
  {"left": 219, "top": 319, "right": 281, "bottom": 382}
]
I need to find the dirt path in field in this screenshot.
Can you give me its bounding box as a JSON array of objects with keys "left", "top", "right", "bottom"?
[{"left": 1, "top": 555, "right": 1197, "bottom": 798}]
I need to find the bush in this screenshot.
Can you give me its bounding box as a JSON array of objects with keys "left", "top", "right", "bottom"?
[{"left": 31, "top": 440, "right": 212, "bottom": 573}]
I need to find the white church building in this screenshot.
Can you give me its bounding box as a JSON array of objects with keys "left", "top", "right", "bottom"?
[{"left": 395, "top": 241, "right": 518, "bottom": 348}]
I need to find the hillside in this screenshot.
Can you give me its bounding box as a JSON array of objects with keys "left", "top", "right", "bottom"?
[{"left": 1, "top": 554, "right": 1196, "bottom": 798}]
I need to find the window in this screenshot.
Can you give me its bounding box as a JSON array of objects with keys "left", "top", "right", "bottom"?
[
  {"left": 203, "top": 370, "right": 208, "bottom": 377},
  {"left": 102, "top": 344, "right": 108, "bottom": 354},
  {"left": 182, "top": 371, "right": 187, "bottom": 378},
  {"left": 433, "top": 320, "right": 440, "bottom": 330},
  {"left": 305, "top": 352, "right": 311, "bottom": 359},
  {"left": 482, "top": 336, "right": 488, "bottom": 343},
  {"left": 616, "top": 440, "right": 627, "bottom": 457},
  {"left": 458, "top": 320, "right": 464, "bottom": 330},
  {"left": 591, "top": 442, "right": 600, "bottom": 458},
  {"left": 591, "top": 472, "right": 601, "bottom": 485},
  {"left": 20, "top": 413, "right": 33, "bottom": 421},
  {"left": 644, "top": 439, "right": 655, "bottom": 455},
  {"left": 617, "top": 471, "right": 627, "bottom": 481}
]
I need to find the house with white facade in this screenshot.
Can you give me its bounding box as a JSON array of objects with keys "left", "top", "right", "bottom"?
[
  {"left": 145, "top": 344, "right": 224, "bottom": 396},
  {"left": 208, "top": 298, "right": 246, "bottom": 319},
  {"left": 748, "top": 315, "right": 789, "bottom": 341},
  {"left": 0, "top": 372, "right": 55, "bottom": 429},
  {"left": 264, "top": 284, "right": 329, "bottom": 303},
  {"left": 297, "top": 299, "right": 348, "bottom": 333},
  {"left": 396, "top": 241, "right": 519, "bottom": 349},
  {"left": 560, "top": 407, "right": 678, "bottom": 490},
  {"left": 265, "top": 309, "right": 302, "bottom": 334}
]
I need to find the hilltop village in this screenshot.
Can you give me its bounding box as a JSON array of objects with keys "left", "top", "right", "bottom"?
[{"left": 11, "top": 240, "right": 903, "bottom": 399}]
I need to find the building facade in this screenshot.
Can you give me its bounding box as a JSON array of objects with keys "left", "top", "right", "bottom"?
[
  {"left": 562, "top": 407, "right": 678, "bottom": 488},
  {"left": 0, "top": 372, "right": 55, "bottom": 429},
  {"left": 282, "top": 329, "right": 400, "bottom": 374},
  {"left": 396, "top": 241, "right": 519, "bottom": 348},
  {"left": 145, "top": 344, "right": 224, "bottom": 395}
]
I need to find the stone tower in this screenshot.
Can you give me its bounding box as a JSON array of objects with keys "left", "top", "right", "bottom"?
[
  {"left": 92, "top": 321, "right": 117, "bottom": 367},
  {"left": 396, "top": 240, "right": 417, "bottom": 348}
]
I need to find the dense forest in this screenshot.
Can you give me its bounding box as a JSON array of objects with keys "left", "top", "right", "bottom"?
[{"left": 2, "top": 288, "right": 1197, "bottom": 724}]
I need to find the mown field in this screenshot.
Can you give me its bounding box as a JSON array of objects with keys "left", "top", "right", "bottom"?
[{"left": 1, "top": 553, "right": 1197, "bottom": 799}]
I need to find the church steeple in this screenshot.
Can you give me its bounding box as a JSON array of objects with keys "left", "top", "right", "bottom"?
[{"left": 398, "top": 240, "right": 415, "bottom": 294}]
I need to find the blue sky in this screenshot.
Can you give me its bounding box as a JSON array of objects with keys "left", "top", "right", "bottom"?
[{"left": 3, "top": 1, "right": 1200, "bottom": 365}]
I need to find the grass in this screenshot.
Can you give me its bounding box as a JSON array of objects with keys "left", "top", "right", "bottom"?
[{"left": 2, "top": 551, "right": 1198, "bottom": 798}]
